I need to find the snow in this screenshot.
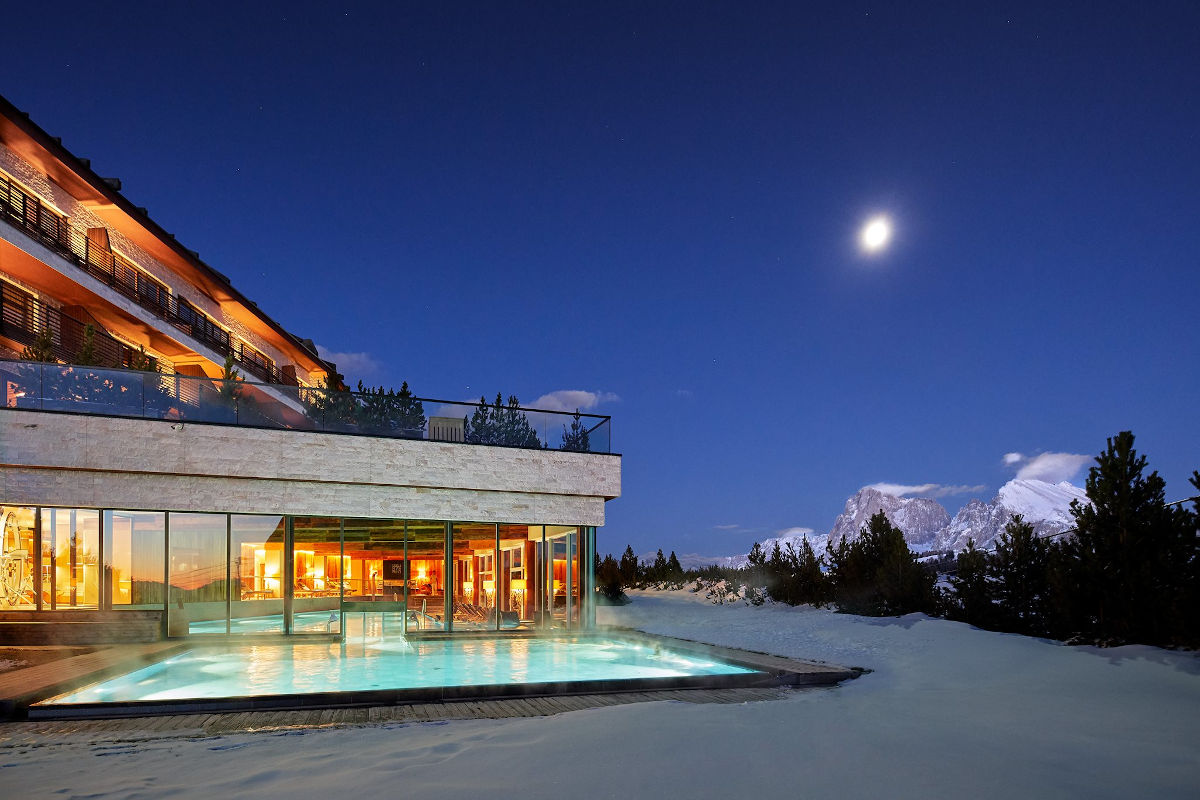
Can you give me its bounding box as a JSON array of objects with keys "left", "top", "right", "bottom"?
[
  {"left": 4, "top": 590, "right": 1198, "bottom": 798},
  {"left": 996, "top": 479, "right": 1088, "bottom": 526}
]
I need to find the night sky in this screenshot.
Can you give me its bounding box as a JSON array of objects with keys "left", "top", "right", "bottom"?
[{"left": 7, "top": 1, "right": 1198, "bottom": 558}]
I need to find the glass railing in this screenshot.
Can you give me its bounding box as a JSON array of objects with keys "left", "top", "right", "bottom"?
[{"left": 0, "top": 360, "right": 613, "bottom": 454}]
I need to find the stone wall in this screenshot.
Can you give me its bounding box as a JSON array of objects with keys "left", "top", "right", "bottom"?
[{"left": 0, "top": 410, "right": 621, "bottom": 525}]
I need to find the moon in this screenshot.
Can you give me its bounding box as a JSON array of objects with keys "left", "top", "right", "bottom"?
[{"left": 859, "top": 215, "right": 893, "bottom": 254}]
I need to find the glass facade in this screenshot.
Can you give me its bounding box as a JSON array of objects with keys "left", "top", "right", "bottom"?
[
  {"left": 104, "top": 510, "right": 165, "bottom": 610},
  {"left": 0, "top": 503, "right": 594, "bottom": 636}
]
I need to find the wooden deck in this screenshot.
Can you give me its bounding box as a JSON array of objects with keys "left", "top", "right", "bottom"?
[{"left": 0, "top": 686, "right": 795, "bottom": 747}]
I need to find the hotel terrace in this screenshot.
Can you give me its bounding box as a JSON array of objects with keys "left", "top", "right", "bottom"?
[{"left": 0, "top": 94, "right": 621, "bottom": 645}]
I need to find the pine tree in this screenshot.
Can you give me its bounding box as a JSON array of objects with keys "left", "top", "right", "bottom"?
[
  {"left": 990, "top": 515, "right": 1050, "bottom": 635},
  {"left": 20, "top": 326, "right": 57, "bottom": 362},
  {"left": 667, "top": 551, "right": 684, "bottom": 582},
  {"left": 949, "top": 539, "right": 994, "bottom": 628},
  {"left": 648, "top": 549, "right": 668, "bottom": 584},
  {"left": 826, "top": 511, "right": 936, "bottom": 616},
  {"left": 394, "top": 380, "right": 426, "bottom": 437},
  {"left": 618, "top": 545, "right": 640, "bottom": 587},
  {"left": 464, "top": 393, "right": 541, "bottom": 447},
  {"left": 1066, "top": 431, "right": 1196, "bottom": 645},
  {"left": 304, "top": 374, "right": 357, "bottom": 430},
  {"left": 74, "top": 324, "right": 102, "bottom": 366},
  {"left": 596, "top": 554, "right": 625, "bottom": 602},
  {"left": 216, "top": 354, "right": 242, "bottom": 412},
  {"left": 127, "top": 345, "right": 155, "bottom": 372},
  {"left": 499, "top": 394, "right": 541, "bottom": 447},
  {"left": 560, "top": 409, "right": 590, "bottom": 452},
  {"left": 795, "top": 538, "right": 827, "bottom": 606}
]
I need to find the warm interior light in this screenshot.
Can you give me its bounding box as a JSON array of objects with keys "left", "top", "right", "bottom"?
[
  {"left": 482, "top": 580, "right": 495, "bottom": 593},
  {"left": 462, "top": 581, "right": 474, "bottom": 594},
  {"left": 417, "top": 567, "right": 426, "bottom": 580},
  {"left": 511, "top": 579, "right": 526, "bottom": 591}
]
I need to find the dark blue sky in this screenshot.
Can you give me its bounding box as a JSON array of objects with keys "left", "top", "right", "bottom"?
[{"left": 8, "top": 2, "right": 1198, "bottom": 557}]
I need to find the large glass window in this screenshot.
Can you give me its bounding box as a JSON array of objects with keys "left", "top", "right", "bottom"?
[
  {"left": 400, "top": 520, "right": 445, "bottom": 632},
  {"left": 168, "top": 512, "right": 227, "bottom": 635},
  {"left": 291, "top": 516, "right": 342, "bottom": 634},
  {"left": 498, "top": 524, "right": 534, "bottom": 628},
  {"left": 104, "top": 510, "right": 165, "bottom": 610},
  {"left": 451, "top": 522, "right": 496, "bottom": 630},
  {"left": 229, "top": 515, "right": 286, "bottom": 633},
  {"left": 545, "top": 526, "right": 579, "bottom": 629},
  {"left": 0, "top": 505, "right": 37, "bottom": 609},
  {"left": 43, "top": 508, "right": 101, "bottom": 609}
]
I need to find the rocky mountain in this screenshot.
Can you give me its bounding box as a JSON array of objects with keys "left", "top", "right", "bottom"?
[
  {"left": 688, "top": 479, "right": 1089, "bottom": 568},
  {"left": 935, "top": 479, "right": 1087, "bottom": 551},
  {"left": 828, "top": 488, "right": 950, "bottom": 551}
]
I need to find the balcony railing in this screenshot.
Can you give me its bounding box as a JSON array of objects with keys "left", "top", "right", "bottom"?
[
  {"left": 0, "top": 359, "right": 613, "bottom": 454},
  {"left": 1, "top": 280, "right": 160, "bottom": 371},
  {"left": 0, "top": 173, "right": 292, "bottom": 385}
]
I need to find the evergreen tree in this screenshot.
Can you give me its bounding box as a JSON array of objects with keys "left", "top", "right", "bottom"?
[
  {"left": 463, "top": 395, "right": 496, "bottom": 444},
  {"left": 394, "top": 380, "right": 426, "bottom": 437},
  {"left": 990, "top": 515, "right": 1050, "bottom": 635},
  {"left": 1066, "top": 431, "right": 1196, "bottom": 645},
  {"left": 20, "top": 326, "right": 57, "bottom": 362},
  {"left": 215, "top": 354, "right": 242, "bottom": 413},
  {"left": 667, "top": 551, "right": 684, "bottom": 583},
  {"left": 648, "top": 549, "right": 668, "bottom": 584},
  {"left": 795, "top": 538, "right": 827, "bottom": 606},
  {"left": 948, "top": 539, "right": 995, "bottom": 628},
  {"left": 74, "top": 324, "right": 101, "bottom": 367},
  {"left": 826, "top": 511, "right": 936, "bottom": 616},
  {"left": 560, "top": 409, "right": 590, "bottom": 452},
  {"left": 304, "top": 374, "right": 357, "bottom": 430},
  {"left": 463, "top": 393, "right": 540, "bottom": 447},
  {"left": 127, "top": 345, "right": 155, "bottom": 372},
  {"left": 618, "top": 545, "right": 640, "bottom": 587},
  {"left": 595, "top": 553, "right": 626, "bottom": 603},
  {"left": 498, "top": 394, "right": 541, "bottom": 447}
]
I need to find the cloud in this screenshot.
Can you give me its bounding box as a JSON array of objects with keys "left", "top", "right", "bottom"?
[
  {"left": 866, "top": 482, "right": 987, "bottom": 499},
  {"left": 315, "top": 345, "right": 380, "bottom": 380},
  {"left": 774, "top": 526, "right": 816, "bottom": 537},
  {"left": 676, "top": 389, "right": 694, "bottom": 399},
  {"left": 713, "top": 523, "right": 741, "bottom": 530},
  {"left": 1004, "top": 451, "right": 1091, "bottom": 483},
  {"left": 530, "top": 389, "right": 620, "bottom": 413}
]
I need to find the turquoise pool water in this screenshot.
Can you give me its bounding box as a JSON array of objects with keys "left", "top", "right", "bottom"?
[{"left": 43, "top": 614, "right": 754, "bottom": 705}]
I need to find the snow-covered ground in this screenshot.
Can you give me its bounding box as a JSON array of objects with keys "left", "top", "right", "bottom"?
[{"left": 4, "top": 590, "right": 1198, "bottom": 798}]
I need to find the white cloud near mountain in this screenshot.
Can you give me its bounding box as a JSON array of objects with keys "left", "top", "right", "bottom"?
[
  {"left": 531, "top": 390, "right": 620, "bottom": 412},
  {"left": 774, "top": 526, "right": 816, "bottom": 537},
  {"left": 866, "top": 482, "right": 986, "bottom": 499},
  {"left": 315, "top": 345, "right": 380, "bottom": 380},
  {"left": 1003, "top": 452, "right": 1090, "bottom": 483}
]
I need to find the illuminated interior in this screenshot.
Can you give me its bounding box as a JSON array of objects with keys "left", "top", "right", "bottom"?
[{"left": 0, "top": 505, "right": 594, "bottom": 634}]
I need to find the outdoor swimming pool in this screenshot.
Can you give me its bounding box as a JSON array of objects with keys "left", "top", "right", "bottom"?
[{"left": 41, "top": 615, "right": 756, "bottom": 706}]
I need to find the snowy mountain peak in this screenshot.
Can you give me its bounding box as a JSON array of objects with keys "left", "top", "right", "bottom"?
[
  {"left": 995, "top": 479, "right": 1087, "bottom": 525},
  {"left": 828, "top": 487, "right": 950, "bottom": 551},
  {"left": 935, "top": 479, "right": 1087, "bottom": 552}
]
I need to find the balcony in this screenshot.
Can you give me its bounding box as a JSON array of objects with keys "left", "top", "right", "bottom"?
[
  {"left": 0, "top": 359, "right": 613, "bottom": 454},
  {"left": 0, "top": 173, "right": 291, "bottom": 385},
  {"left": 1, "top": 280, "right": 160, "bottom": 371}
]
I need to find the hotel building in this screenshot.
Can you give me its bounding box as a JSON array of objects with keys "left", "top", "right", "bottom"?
[{"left": 0, "top": 94, "right": 620, "bottom": 642}]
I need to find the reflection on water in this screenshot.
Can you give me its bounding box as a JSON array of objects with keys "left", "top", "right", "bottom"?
[{"left": 45, "top": 613, "right": 754, "bottom": 704}]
